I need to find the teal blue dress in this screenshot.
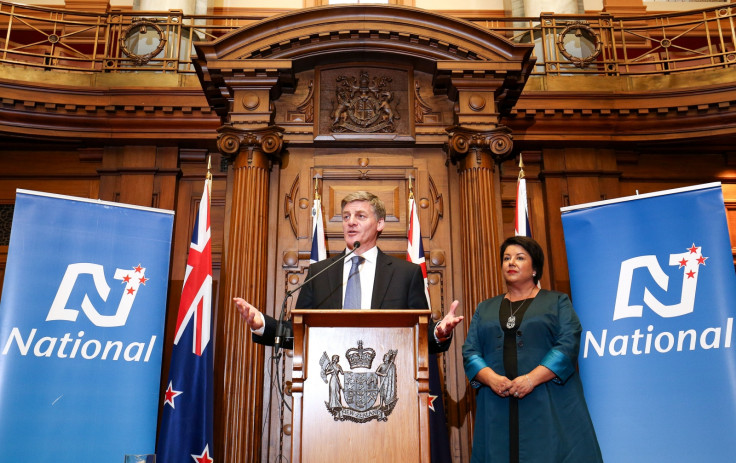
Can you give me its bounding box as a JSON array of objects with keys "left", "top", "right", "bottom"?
[{"left": 463, "top": 290, "right": 603, "bottom": 463}]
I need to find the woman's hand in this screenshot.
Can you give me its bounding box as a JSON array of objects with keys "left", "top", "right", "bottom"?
[
  {"left": 508, "top": 366, "right": 554, "bottom": 399},
  {"left": 476, "top": 367, "right": 512, "bottom": 397},
  {"left": 508, "top": 374, "right": 535, "bottom": 399}
]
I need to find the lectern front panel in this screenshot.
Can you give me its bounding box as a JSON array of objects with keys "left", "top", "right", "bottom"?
[{"left": 300, "top": 326, "right": 420, "bottom": 462}]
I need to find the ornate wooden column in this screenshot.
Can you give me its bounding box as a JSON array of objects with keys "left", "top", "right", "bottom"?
[
  {"left": 192, "top": 49, "right": 293, "bottom": 462},
  {"left": 447, "top": 126, "right": 511, "bottom": 314},
  {"left": 216, "top": 125, "right": 284, "bottom": 463}
]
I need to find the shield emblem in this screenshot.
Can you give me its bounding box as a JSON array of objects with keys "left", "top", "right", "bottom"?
[
  {"left": 351, "top": 97, "right": 379, "bottom": 127},
  {"left": 343, "top": 371, "right": 379, "bottom": 411}
]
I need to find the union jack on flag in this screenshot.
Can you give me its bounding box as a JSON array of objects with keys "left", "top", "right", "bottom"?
[
  {"left": 157, "top": 178, "right": 214, "bottom": 463},
  {"left": 407, "top": 197, "right": 430, "bottom": 305}
]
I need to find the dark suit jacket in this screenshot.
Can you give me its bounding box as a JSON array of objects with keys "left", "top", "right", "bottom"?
[{"left": 253, "top": 248, "right": 451, "bottom": 353}]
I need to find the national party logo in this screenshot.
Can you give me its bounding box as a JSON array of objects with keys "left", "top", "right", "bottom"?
[
  {"left": 2, "top": 262, "right": 159, "bottom": 363},
  {"left": 583, "top": 242, "right": 733, "bottom": 358}
]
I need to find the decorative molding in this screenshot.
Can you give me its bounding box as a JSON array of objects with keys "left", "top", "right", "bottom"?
[
  {"left": 284, "top": 174, "right": 300, "bottom": 239},
  {"left": 428, "top": 175, "right": 443, "bottom": 239},
  {"left": 216, "top": 125, "right": 285, "bottom": 162},
  {"left": 555, "top": 21, "right": 601, "bottom": 69},
  {"left": 213, "top": 5, "right": 532, "bottom": 63},
  {"left": 0, "top": 80, "right": 216, "bottom": 140},
  {"left": 414, "top": 81, "right": 438, "bottom": 124},
  {"left": 292, "top": 80, "right": 314, "bottom": 123},
  {"left": 120, "top": 20, "right": 167, "bottom": 66},
  {"left": 445, "top": 125, "right": 514, "bottom": 164}
]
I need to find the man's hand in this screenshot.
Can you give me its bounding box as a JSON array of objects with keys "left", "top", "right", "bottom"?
[
  {"left": 435, "top": 300, "right": 463, "bottom": 342},
  {"left": 234, "top": 297, "right": 263, "bottom": 331}
]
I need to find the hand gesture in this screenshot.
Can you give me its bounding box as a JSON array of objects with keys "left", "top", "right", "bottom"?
[
  {"left": 233, "top": 297, "right": 263, "bottom": 330},
  {"left": 435, "top": 300, "right": 463, "bottom": 341}
]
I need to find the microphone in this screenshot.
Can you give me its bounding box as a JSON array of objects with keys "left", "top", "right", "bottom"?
[{"left": 273, "top": 241, "right": 361, "bottom": 358}]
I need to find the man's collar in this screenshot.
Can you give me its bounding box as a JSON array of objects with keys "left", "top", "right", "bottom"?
[{"left": 345, "top": 245, "right": 378, "bottom": 263}]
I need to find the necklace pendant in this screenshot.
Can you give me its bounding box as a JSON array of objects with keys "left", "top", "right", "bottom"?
[{"left": 506, "top": 315, "right": 516, "bottom": 329}]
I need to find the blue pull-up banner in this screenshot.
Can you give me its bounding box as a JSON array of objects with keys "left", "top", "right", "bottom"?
[
  {"left": 0, "top": 190, "right": 174, "bottom": 463},
  {"left": 561, "top": 183, "right": 736, "bottom": 463}
]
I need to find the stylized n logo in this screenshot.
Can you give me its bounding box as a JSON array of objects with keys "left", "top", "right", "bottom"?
[
  {"left": 47, "top": 263, "right": 146, "bottom": 327},
  {"left": 613, "top": 245, "right": 706, "bottom": 320}
]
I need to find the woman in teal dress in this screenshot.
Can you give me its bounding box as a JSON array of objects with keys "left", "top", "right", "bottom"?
[{"left": 463, "top": 236, "right": 603, "bottom": 463}]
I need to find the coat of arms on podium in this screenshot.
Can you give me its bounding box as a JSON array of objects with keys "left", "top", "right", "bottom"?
[{"left": 319, "top": 340, "right": 398, "bottom": 423}]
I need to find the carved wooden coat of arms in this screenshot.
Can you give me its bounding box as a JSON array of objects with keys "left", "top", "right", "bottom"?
[{"left": 330, "top": 71, "right": 400, "bottom": 133}]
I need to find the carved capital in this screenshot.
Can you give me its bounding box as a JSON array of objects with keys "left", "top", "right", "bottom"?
[
  {"left": 445, "top": 125, "right": 514, "bottom": 166},
  {"left": 217, "top": 125, "right": 286, "bottom": 165}
]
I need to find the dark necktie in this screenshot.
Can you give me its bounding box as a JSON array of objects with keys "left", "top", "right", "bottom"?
[{"left": 343, "top": 255, "right": 364, "bottom": 309}]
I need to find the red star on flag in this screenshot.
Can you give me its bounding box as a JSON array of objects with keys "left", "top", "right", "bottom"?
[
  {"left": 678, "top": 258, "right": 688, "bottom": 268},
  {"left": 122, "top": 274, "right": 132, "bottom": 283},
  {"left": 126, "top": 287, "right": 135, "bottom": 295},
  {"left": 192, "top": 445, "right": 213, "bottom": 463},
  {"left": 688, "top": 244, "right": 699, "bottom": 254},
  {"left": 134, "top": 264, "right": 144, "bottom": 273},
  {"left": 164, "top": 381, "right": 182, "bottom": 409},
  {"left": 686, "top": 270, "right": 696, "bottom": 279},
  {"left": 428, "top": 394, "right": 438, "bottom": 412},
  {"left": 697, "top": 255, "right": 708, "bottom": 265},
  {"left": 139, "top": 276, "right": 148, "bottom": 285}
]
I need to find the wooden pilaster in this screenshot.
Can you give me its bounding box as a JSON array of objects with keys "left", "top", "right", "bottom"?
[
  {"left": 446, "top": 127, "right": 511, "bottom": 322},
  {"left": 215, "top": 126, "right": 284, "bottom": 463}
]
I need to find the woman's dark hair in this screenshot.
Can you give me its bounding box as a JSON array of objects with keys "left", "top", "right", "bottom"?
[{"left": 500, "top": 236, "right": 544, "bottom": 284}]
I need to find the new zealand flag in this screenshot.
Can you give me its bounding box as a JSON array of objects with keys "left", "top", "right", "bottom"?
[{"left": 157, "top": 179, "right": 214, "bottom": 463}]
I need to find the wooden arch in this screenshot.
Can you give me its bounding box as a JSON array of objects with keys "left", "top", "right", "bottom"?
[
  {"left": 193, "top": 4, "right": 535, "bottom": 118},
  {"left": 200, "top": 5, "right": 529, "bottom": 63}
]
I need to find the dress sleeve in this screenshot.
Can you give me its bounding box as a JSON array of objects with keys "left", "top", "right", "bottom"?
[
  {"left": 462, "top": 302, "right": 490, "bottom": 388},
  {"left": 539, "top": 293, "right": 582, "bottom": 384}
]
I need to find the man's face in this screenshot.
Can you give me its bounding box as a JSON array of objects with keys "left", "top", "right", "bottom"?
[{"left": 342, "top": 200, "right": 385, "bottom": 253}]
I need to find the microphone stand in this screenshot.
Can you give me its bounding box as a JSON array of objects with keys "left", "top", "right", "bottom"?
[{"left": 272, "top": 241, "right": 361, "bottom": 359}]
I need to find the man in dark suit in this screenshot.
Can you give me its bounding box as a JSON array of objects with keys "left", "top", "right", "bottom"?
[{"left": 235, "top": 191, "right": 462, "bottom": 352}]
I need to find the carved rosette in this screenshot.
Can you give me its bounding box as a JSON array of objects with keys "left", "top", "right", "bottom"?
[
  {"left": 216, "top": 125, "right": 286, "bottom": 162},
  {"left": 445, "top": 126, "right": 514, "bottom": 164}
]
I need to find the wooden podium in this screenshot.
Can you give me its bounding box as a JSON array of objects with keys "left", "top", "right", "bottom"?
[{"left": 290, "top": 309, "right": 432, "bottom": 463}]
